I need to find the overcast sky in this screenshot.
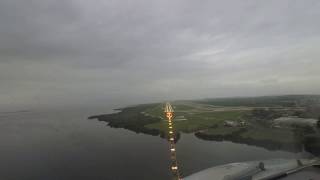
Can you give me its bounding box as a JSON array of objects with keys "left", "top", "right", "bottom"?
[{"left": 1, "top": 0, "right": 320, "bottom": 109}]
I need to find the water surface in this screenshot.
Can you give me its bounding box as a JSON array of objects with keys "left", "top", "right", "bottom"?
[{"left": 0, "top": 107, "right": 307, "bottom": 179}]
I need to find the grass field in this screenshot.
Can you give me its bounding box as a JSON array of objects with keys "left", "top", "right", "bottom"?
[
  {"left": 144, "top": 101, "right": 300, "bottom": 145},
  {"left": 145, "top": 102, "right": 248, "bottom": 133},
  {"left": 143, "top": 103, "right": 164, "bottom": 118},
  {"left": 91, "top": 96, "right": 320, "bottom": 154}
]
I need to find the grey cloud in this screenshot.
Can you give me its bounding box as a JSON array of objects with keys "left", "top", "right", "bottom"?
[{"left": 0, "top": 0, "right": 320, "bottom": 109}]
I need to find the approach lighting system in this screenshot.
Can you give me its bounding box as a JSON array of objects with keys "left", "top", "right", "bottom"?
[{"left": 164, "top": 102, "right": 181, "bottom": 179}]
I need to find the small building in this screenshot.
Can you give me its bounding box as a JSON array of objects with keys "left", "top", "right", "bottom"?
[
  {"left": 224, "top": 120, "right": 238, "bottom": 127},
  {"left": 272, "top": 117, "right": 318, "bottom": 128},
  {"left": 239, "top": 120, "right": 246, "bottom": 127},
  {"left": 223, "top": 120, "right": 247, "bottom": 127}
]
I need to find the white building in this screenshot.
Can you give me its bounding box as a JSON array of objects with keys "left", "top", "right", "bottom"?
[{"left": 272, "top": 117, "right": 318, "bottom": 128}]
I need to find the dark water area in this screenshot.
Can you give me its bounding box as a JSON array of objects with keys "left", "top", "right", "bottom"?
[
  {"left": 0, "top": 107, "right": 311, "bottom": 180},
  {"left": 176, "top": 133, "right": 308, "bottom": 177}
]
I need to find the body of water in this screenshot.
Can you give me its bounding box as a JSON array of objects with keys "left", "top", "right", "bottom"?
[{"left": 0, "top": 107, "right": 309, "bottom": 179}]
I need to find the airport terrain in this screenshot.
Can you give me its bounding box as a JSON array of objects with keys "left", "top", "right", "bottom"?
[{"left": 89, "top": 95, "right": 320, "bottom": 155}]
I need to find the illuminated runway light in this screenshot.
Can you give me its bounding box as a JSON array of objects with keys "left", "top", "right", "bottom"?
[
  {"left": 171, "top": 166, "right": 178, "bottom": 170},
  {"left": 166, "top": 112, "right": 173, "bottom": 120},
  {"left": 164, "top": 103, "right": 181, "bottom": 179}
]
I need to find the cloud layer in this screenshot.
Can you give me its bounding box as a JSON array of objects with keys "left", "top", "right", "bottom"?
[{"left": 1, "top": 0, "right": 320, "bottom": 109}]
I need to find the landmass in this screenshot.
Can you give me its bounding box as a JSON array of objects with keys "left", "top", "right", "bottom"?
[{"left": 89, "top": 95, "right": 320, "bottom": 155}]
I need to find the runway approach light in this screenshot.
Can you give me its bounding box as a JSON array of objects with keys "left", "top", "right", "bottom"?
[
  {"left": 171, "top": 166, "right": 178, "bottom": 170},
  {"left": 164, "top": 102, "right": 181, "bottom": 179}
]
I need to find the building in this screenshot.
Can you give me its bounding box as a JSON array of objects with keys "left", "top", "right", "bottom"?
[
  {"left": 224, "top": 120, "right": 238, "bottom": 127},
  {"left": 272, "top": 117, "right": 318, "bottom": 128}
]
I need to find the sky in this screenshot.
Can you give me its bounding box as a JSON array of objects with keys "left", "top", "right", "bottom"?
[{"left": 1, "top": 0, "right": 320, "bottom": 109}]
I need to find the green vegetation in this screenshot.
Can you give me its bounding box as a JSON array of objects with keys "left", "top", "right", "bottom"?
[
  {"left": 195, "top": 123, "right": 297, "bottom": 151},
  {"left": 172, "top": 104, "right": 195, "bottom": 111},
  {"left": 143, "top": 103, "right": 164, "bottom": 118},
  {"left": 88, "top": 103, "right": 162, "bottom": 136},
  {"left": 89, "top": 95, "right": 320, "bottom": 154},
  {"left": 204, "top": 126, "right": 243, "bottom": 136},
  {"left": 146, "top": 110, "right": 246, "bottom": 133}
]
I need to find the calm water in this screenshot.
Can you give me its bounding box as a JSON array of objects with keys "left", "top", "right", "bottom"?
[{"left": 0, "top": 107, "right": 308, "bottom": 180}]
